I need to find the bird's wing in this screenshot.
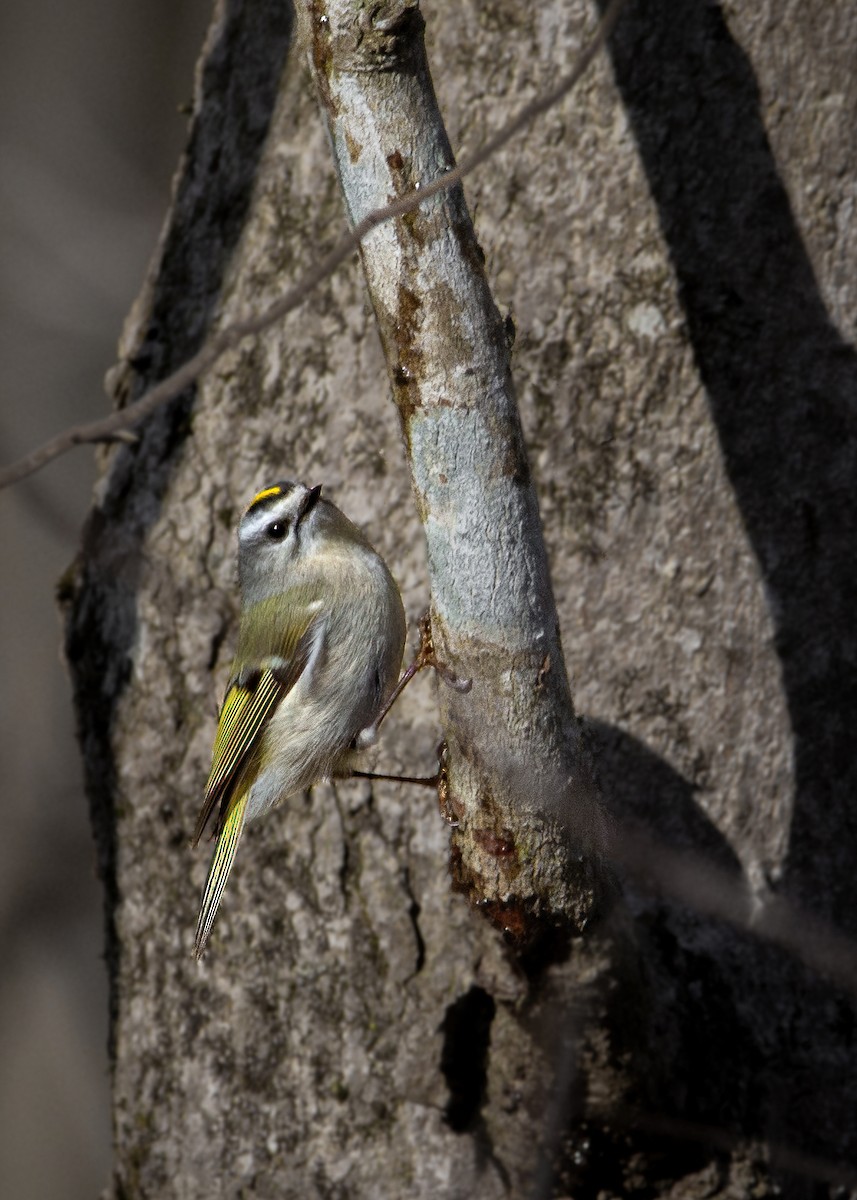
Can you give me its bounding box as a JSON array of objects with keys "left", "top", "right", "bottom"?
[
  {"left": 192, "top": 610, "right": 322, "bottom": 957},
  {"left": 194, "top": 788, "right": 250, "bottom": 959},
  {"left": 192, "top": 613, "right": 322, "bottom": 849},
  {"left": 192, "top": 667, "right": 282, "bottom": 848}
]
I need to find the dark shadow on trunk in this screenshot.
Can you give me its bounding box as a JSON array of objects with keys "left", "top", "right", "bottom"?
[{"left": 589, "top": 2, "right": 857, "bottom": 1185}]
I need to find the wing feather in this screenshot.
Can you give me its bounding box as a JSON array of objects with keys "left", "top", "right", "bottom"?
[
  {"left": 194, "top": 790, "right": 249, "bottom": 958},
  {"left": 193, "top": 670, "right": 281, "bottom": 840},
  {"left": 192, "top": 616, "right": 320, "bottom": 848},
  {"left": 191, "top": 607, "right": 323, "bottom": 955}
]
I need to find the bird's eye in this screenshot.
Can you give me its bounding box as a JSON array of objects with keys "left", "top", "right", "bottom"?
[{"left": 267, "top": 520, "right": 288, "bottom": 540}]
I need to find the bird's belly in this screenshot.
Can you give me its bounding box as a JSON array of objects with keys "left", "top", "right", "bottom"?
[
  {"left": 242, "top": 580, "right": 403, "bottom": 826},
  {"left": 244, "top": 684, "right": 373, "bottom": 824}
]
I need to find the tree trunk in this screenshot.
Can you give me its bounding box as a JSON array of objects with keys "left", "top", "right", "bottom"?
[{"left": 63, "top": 1, "right": 857, "bottom": 1197}]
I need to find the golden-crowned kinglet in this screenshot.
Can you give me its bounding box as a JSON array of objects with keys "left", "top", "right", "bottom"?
[{"left": 192, "top": 481, "right": 406, "bottom": 957}]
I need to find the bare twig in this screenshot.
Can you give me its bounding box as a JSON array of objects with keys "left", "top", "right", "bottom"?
[{"left": 0, "top": 0, "right": 626, "bottom": 492}]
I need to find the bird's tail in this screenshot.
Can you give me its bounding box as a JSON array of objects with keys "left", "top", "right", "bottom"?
[{"left": 194, "top": 791, "right": 249, "bottom": 959}]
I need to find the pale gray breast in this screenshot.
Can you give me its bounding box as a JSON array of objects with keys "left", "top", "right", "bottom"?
[{"left": 326, "top": 548, "right": 405, "bottom": 735}]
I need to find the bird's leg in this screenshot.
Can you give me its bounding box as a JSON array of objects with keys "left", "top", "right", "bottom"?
[
  {"left": 348, "top": 613, "right": 466, "bottom": 822},
  {"left": 372, "top": 610, "right": 436, "bottom": 731},
  {"left": 359, "top": 610, "right": 471, "bottom": 748},
  {"left": 418, "top": 612, "right": 472, "bottom": 697},
  {"left": 411, "top": 608, "right": 472, "bottom": 695},
  {"left": 351, "top": 769, "right": 438, "bottom": 789},
  {"left": 350, "top": 743, "right": 458, "bottom": 825}
]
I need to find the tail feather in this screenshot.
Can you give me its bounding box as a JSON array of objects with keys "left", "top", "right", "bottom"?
[{"left": 194, "top": 792, "right": 249, "bottom": 958}]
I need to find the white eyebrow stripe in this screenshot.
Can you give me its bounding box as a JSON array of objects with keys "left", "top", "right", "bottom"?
[
  {"left": 240, "top": 495, "right": 300, "bottom": 541},
  {"left": 241, "top": 508, "right": 277, "bottom": 539}
]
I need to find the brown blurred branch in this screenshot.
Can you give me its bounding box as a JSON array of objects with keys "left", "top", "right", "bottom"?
[
  {"left": 610, "top": 822, "right": 857, "bottom": 997},
  {"left": 0, "top": 0, "right": 626, "bottom": 492}
]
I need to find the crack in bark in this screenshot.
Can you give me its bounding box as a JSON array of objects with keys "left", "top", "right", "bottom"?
[{"left": 400, "top": 864, "right": 427, "bottom": 982}]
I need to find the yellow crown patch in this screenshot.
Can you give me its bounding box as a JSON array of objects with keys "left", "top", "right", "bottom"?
[{"left": 247, "top": 484, "right": 283, "bottom": 511}]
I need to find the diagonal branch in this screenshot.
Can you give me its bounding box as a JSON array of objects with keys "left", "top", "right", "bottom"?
[
  {"left": 300, "top": 0, "right": 618, "bottom": 948},
  {"left": 0, "top": 0, "right": 625, "bottom": 493}
]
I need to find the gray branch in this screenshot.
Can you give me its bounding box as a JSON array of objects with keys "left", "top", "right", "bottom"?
[{"left": 300, "top": 0, "right": 606, "bottom": 944}]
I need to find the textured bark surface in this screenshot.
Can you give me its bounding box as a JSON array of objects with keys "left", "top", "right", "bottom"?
[{"left": 63, "top": 0, "right": 857, "bottom": 1197}]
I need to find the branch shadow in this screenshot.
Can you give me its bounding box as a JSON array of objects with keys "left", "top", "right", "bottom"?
[
  {"left": 587, "top": 0, "right": 857, "bottom": 1185},
  {"left": 589, "top": 720, "right": 857, "bottom": 1195},
  {"left": 587, "top": 721, "right": 761, "bottom": 1116}
]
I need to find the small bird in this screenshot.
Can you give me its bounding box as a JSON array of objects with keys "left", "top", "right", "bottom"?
[{"left": 192, "top": 481, "right": 406, "bottom": 957}]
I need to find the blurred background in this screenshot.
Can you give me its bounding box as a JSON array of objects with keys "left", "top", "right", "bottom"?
[{"left": 0, "top": 3, "right": 209, "bottom": 1195}]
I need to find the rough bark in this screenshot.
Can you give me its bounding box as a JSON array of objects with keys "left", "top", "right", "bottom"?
[{"left": 62, "top": 0, "right": 857, "bottom": 1197}]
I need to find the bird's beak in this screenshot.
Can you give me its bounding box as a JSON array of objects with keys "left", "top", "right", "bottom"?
[{"left": 298, "top": 484, "right": 323, "bottom": 524}]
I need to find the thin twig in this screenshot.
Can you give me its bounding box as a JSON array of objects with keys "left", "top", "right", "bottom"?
[{"left": 0, "top": 0, "right": 627, "bottom": 492}]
